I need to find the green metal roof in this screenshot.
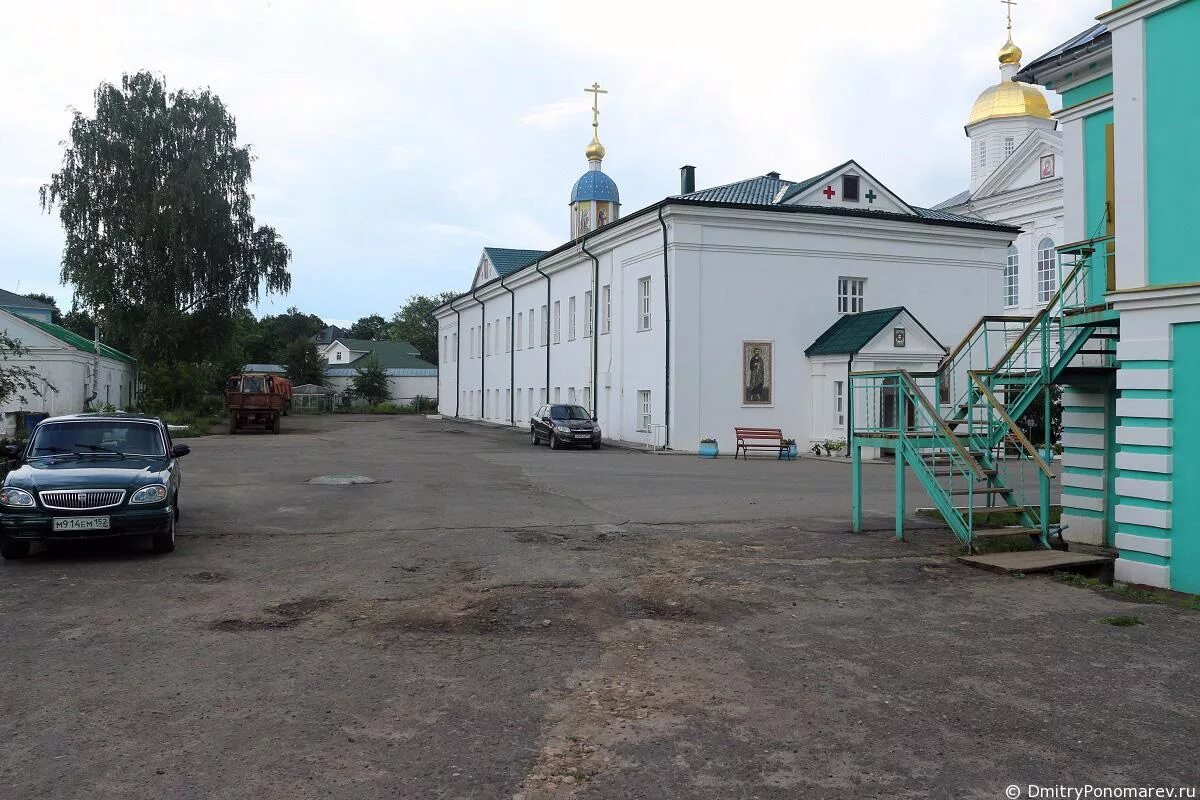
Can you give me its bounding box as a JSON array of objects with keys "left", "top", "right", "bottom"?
[
  {"left": 484, "top": 248, "right": 547, "bottom": 276},
  {"left": 11, "top": 313, "right": 136, "bottom": 364},
  {"left": 805, "top": 307, "right": 908, "bottom": 357},
  {"left": 334, "top": 339, "right": 434, "bottom": 370}
]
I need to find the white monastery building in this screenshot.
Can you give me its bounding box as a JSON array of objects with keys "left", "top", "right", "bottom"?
[
  {"left": 933, "top": 18, "right": 1065, "bottom": 319},
  {"left": 434, "top": 87, "right": 1021, "bottom": 452}
]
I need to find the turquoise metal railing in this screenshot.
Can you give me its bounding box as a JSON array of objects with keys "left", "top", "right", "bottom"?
[{"left": 850, "top": 255, "right": 1109, "bottom": 550}]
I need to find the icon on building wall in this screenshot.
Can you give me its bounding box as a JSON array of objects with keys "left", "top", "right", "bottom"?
[
  {"left": 893, "top": 328, "right": 907, "bottom": 348},
  {"left": 742, "top": 341, "right": 773, "bottom": 405},
  {"left": 1040, "top": 154, "right": 1055, "bottom": 180}
]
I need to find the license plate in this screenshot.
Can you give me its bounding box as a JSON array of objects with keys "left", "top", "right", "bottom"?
[
  {"left": 52, "top": 516, "right": 111, "bottom": 532},
  {"left": 574, "top": 434, "right": 591, "bottom": 439}
]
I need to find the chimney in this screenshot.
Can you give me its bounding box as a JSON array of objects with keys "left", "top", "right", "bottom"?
[
  {"left": 680, "top": 165, "right": 696, "bottom": 195},
  {"left": 766, "top": 171, "right": 780, "bottom": 180}
]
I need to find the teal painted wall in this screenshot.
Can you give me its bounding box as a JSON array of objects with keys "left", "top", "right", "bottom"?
[
  {"left": 1171, "top": 322, "right": 1200, "bottom": 593},
  {"left": 1083, "top": 109, "right": 1114, "bottom": 304},
  {"left": 1146, "top": 1, "right": 1200, "bottom": 286},
  {"left": 1061, "top": 74, "right": 1113, "bottom": 109}
]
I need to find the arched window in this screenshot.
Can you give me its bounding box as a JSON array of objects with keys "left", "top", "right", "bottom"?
[
  {"left": 1004, "top": 245, "right": 1019, "bottom": 308},
  {"left": 1036, "top": 238, "right": 1057, "bottom": 303}
]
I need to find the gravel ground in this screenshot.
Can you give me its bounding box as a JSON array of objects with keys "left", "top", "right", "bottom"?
[{"left": 1, "top": 414, "right": 1196, "bottom": 799}]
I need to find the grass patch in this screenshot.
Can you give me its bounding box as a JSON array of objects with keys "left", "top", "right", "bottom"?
[
  {"left": 1102, "top": 614, "right": 1143, "bottom": 627},
  {"left": 955, "top": 532, "right": 1040, "bottom": 556},
  {"left": 156, "top": 409, "right": 223, "bottom": 438},
  {"left": 1055, "top": 572, "right": 1200, "bottom": 611}
]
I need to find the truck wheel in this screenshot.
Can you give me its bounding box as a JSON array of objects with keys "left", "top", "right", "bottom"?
[
  {"left": 229, "top": 415, "right": 239, "bottom": 434},
  {"left": 272, "top": 415, "right": 281, "bottom": 434},
  {"left": 0, "top": 534, "right": 30, "bottom": 560}
]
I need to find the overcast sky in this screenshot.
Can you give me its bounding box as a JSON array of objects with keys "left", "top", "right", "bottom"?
[{"left": 0, "top": 0, "right": 1101, "bottom": 326}]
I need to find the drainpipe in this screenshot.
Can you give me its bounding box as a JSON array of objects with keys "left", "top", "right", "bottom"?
[
  {"left": 534, "top": 261, "right": 551, "bottom": 401},
  {"left": 500, "top": 275, "right": 516, "bottom": 425},
  {"left": 656, "top": 205, "right": 672, "bottom": 450},
  {"left": 451, "top": 303, "right": 462, "bottom": 417},
  {"left": 471, "top": 289, "right": 484, "bottom": 418},
  {"left": 580, "top": 237, "right": 599, "bottom": 419},
  {"left": 845, "top": 353, "right": 854, "bottom": 458}
]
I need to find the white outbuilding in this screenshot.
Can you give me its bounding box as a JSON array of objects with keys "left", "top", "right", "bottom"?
[
  {"left": 0, "top": 308, "right": 137, "bottom": 434},
  {"left": 433, "top": 101, "right": 1019, "bottom": 452}
]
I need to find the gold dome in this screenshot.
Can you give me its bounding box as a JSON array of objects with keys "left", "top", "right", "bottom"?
[
  {"left": 968, "top": 79, "right": 1052, "bottom": 125},
  {"left": 998, "top": 36, "right": 1023, "bottom": 65},
  {"left": 585, "top": 133, "right": 605, "bottom": 161}
]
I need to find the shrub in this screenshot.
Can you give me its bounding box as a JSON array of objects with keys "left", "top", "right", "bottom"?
[{"left": 411, "top": 394, "right": 435, "bottom": 413}]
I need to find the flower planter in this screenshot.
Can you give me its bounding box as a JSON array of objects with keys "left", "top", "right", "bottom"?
[{"left": 698, "top": 442, "right": 719, "bottom": 459}]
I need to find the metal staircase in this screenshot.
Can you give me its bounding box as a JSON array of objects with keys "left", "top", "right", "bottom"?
[{"left": 850, "top": 244, "right": 1117, "bottom": 550}]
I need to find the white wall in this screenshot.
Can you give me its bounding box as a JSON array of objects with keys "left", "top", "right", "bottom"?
[
  {"left": 437, "top": 205, "right": 1011, "bottom": 451},
  {"left": 0, "top": 313, "right": 137, "bottom": 432}
]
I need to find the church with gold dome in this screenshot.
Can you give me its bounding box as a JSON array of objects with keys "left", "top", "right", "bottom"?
[{"left": 934, "top": 17, "right": 1065, "bottom": 319}]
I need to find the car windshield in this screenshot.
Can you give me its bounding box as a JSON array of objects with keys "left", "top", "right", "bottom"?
[
  {"left": 28, "top": 421, "right": 165, "bottom": 458},
  {"left": 550, "top": 405, "right": 590, "bottom": 420}
]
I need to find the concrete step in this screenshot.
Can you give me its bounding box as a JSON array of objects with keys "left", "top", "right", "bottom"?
[{"left": 957, "top": 549, "right": 1113, "bottom": 576}]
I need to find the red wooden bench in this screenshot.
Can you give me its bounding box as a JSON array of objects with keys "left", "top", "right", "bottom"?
[{"left": 734, "top": 427, "right": 785, "bottom": 460}]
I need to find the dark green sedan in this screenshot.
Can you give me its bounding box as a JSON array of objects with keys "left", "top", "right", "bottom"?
[{"left": 0, "top": 414, "right": 189, "bottom": 559}]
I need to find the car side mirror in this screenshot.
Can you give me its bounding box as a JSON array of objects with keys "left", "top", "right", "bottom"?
[
  {"left": 592, "top": 415, "right": 598, "bottom": 422},
  {"left": 171, "top": 444, "right": 191, "bottom": 458}
]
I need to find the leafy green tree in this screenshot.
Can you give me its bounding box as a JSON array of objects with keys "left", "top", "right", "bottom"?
[
  {"left": 347, "top": 314, "right": 388, "bottom": 340},
  {"left": 244, "top": 307, "right": 327, "bottom": 365},
  {"left": 21, "top": 293, "right": 62, "bottom": 325},
  {"left": 283, "top": 337, "right": 325, "bottom": 386},
  {"left": 40, "top": 71, "right": 291, "bottom": 366},
  {"left": 350, "top": 354, "right": 390, "bottom": 405},
  {"left": 388, "top": 292, "right": 456, "bottom": 364}
]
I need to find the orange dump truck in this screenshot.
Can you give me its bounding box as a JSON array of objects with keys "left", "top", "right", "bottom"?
[{"left": 226, "top": 372, "right": 293, "bottom": 434}]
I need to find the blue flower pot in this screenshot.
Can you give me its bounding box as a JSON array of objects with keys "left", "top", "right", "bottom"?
[{"left": 698, "top": 442, "right": 719, "bottom": 459}]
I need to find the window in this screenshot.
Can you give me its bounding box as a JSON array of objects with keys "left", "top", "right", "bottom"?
[
  {"left": 505, "top": 316, "right": 511, "bottom": 353},
  {"left": 838, "top": 277, "right": 865, "bottom": 314},
  {"left": 637, "top": 390, "right": 651, "bottom": 432},
  {"left": 842, "top": 175, "right": 860, "bottom": 202},
  {"left": 568, "top": 296, "right": 576, "bottom": 341},
  {"left": 1036, "top": 237, "right": 1057, "bottom": 303},
  {"left": 977, "top": 140, "right": 986, "bottom": 170},
  {"left": 601, "top": 284, "right": 611, "bottom": 334},
  {"left": 528, "top": 309, "right": 535, "bottom": 349},
  {"left": 584, "top": 291, "right": 594, "bottom": 338},
  {"left": 495, "top": 389, "right": 500, "bottom": 418},
  {"left": 568, "top": 387, "right": 576, "bottom": 403},
  {"left": 485, "top": 323, "right": 491, "bottom": 356},
  {"left": 553, "top": 301, "right": 561, "bottom": 344},
  {"left": 541, "top": 305, "right": 548, "bottom": 346},
  {"left": 442, "top": 335, "right": 448, "bottom": 363},
  {"left": 506, "top": 389, "right": 510, "bottom": 419},
  {"left": 638, "top": 277, "right": 651, "bottom": 331},
  {"left": 452, "top": 333, "right": 457, "bottom": 362},
  {"left": 583, "top": 386, "right": 591, "bottom": 411},
  {"left": 1004, "top": 136, "right": 1015, "bottom": 159},
  {"left": 516, "top": 313, "right": 523, "bottom": 349},
  {"left": 554, "top": 387, "right": 561, "bottom": 402},
  {"left": 336, "top": 351, "right": 343, "bottom": 361},
  {"left": 540, "top": 388, "right": 546, "bottom": 405},
  {"left": 1004, "top": 245, "right": 1019, "bottom": 308},
  {"left": 834, "top": 381, "right": 845, "bottom": 427}
]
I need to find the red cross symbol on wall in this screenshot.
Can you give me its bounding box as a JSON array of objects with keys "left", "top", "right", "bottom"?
[{"left": 822, "top": 185, "right": 836, "bottom": 200}]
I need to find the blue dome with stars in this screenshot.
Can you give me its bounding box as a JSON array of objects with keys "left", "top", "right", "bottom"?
[{"left": 570, "top": 169, "right": 620, "bottom": 204}]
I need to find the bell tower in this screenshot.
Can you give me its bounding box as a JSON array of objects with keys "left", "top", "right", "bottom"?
[{"left": 569, "top": 82, "right": 620, "bottom": 238}]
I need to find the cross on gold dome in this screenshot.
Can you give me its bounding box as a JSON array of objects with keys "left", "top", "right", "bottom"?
[
  {"left": 1002, "top": 0, "right": 1017, "bottom": 33},
  {"left": 584, "top": 82, "right": 608, "bottom": 161},
  {"left": 998, "top": 0, "right": 1023, "bottom": 66}
]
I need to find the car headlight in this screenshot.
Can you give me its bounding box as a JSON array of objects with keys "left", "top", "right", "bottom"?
[
  {"left": 130, "top": 484, "right": 168, "bottom": 504},
  {"left": 555, "top": 425, "right": 571, "bottom": 434},
  {"left": 0, "top": 487, "right": 35, "bottom": 508}
]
